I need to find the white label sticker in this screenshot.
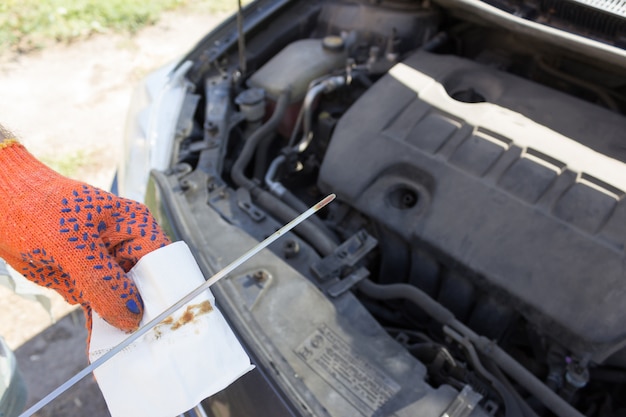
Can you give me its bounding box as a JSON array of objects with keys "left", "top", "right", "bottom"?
[{"left": 295, "top": 325, "right": 401, "bottom": 416}]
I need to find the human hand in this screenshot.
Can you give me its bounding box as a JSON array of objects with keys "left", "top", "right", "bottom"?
[{"left": 0, "top": 138, "right": 170, "bottom": 332}]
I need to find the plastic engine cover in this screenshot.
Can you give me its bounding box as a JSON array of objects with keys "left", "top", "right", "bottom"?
[{"left": 318, "top": 51, "right": 626, "bottom": 361}]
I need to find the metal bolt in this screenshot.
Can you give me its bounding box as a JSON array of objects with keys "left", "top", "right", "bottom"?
[
  {"left": 206, "top": 121, "right": 219, "bottom": 136},
  {"left": 283, "top": 239, "right": 300, "bottom": 259},
  {"left": 180, "top": 179, "right": 194, "bottom": 191},
  {"left": 251, "top": 270, "right": 269, "bottom": 283}
]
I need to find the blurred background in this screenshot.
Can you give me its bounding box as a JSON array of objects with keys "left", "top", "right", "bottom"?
[{"left": 0, "top": 1, "right": 240, "bottom": 415}]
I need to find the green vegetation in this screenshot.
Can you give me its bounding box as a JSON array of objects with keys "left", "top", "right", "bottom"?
[
  {"left": 0, "top": 0, "right": 242, "bottom": 55},
  {"left": 40, "top": 149, "right": 90, "bottom": 178}
]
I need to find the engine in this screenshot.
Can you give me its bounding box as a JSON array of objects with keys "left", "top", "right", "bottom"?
[
  {"left": 172, "top": 0, "right": 626, "bottom": 414},
  {"left": 319, "top": 50, "right": 626, "bottom": 362}
]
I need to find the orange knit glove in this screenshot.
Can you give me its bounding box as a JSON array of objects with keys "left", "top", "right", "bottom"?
[{"left": 0, "top": 140, "right": 170, "bottom": 332}]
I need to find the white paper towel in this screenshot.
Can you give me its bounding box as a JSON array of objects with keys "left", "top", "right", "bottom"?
[{"left": 89, "top": 241, "right": 253, "bottom": 417}]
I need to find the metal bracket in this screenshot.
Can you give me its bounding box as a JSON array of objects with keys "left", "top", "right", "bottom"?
[
  {"left": 197, "top": 75, "right": 246, "bottom": 176},
  {"left": 440, "top": 385, "right": 483, "bottom": 417},
  {"left": 236, "top": 188, "right": 266, "bottom": 222},
  {"left": 324, "top": 267, "right": 369, "bottom": 298},
  {"left": 312, "top": 230, "right": 377, "bottom": 297},
  {"left": 311, "top": 230, "right": 377, "bottom": 282}
]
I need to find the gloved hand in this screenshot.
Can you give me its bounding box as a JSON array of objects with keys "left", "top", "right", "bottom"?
[{"left": 0, "top": 139, "right": 170, "bottom": 332}]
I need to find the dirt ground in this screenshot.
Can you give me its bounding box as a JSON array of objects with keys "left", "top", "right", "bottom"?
[{"left": 0, "top": 7, "right": 229, "bottom": 416}]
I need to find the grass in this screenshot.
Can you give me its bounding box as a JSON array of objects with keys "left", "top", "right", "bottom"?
[
  {"left": 0, "top": 0, "right": 242, "bottom": 55},
  {"left": 40, "top": 149, "right": 91, "bottom": 178}
]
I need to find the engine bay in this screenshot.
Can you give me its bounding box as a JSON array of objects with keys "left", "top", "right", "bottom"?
[{"left": 165, "top": 0, "right": 626, "bottom": 415}]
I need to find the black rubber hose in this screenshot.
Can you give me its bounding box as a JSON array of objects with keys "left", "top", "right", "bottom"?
[
  {"left": 230, "top": 91, "right": 337, "bottom": 256},
  {"left": 485, "top": 360, "right": 541, "bottom": 417},
  {"left": 473, "top": 336, "right": 585, "bottom": 417},
  {"left": 357, "top": 279, "right": 586, "bottom": 417},
  {"left": 253, "top": 133, "right": 275, "bottom": 181},
  {"left": 421, "top": 32, "right": 449, "bottom": 52},
  {"left": 280, "top": 189, "right": 340, "bottom": 244},
  {"left": 252, "top": 189, "right": 336, "bottom": 255},
  {"left": 231, "top": 91, "right": 290, "bottom": 190},
  {"left": 359, "top": 278, "right": 455, "bottom": 325},
  {"left": 446, "top": 327, "right": 524, "bottom": 417}
]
